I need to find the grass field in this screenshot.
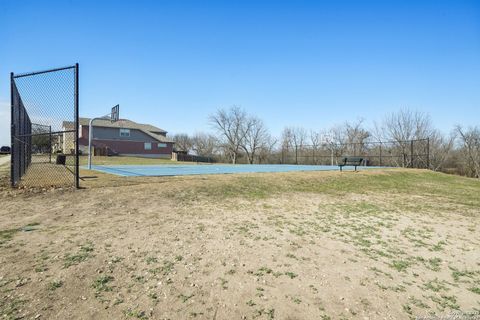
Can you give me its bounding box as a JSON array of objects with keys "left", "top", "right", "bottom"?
[{"left": 0, "top": 167, "right": 479, "bottom": 319}]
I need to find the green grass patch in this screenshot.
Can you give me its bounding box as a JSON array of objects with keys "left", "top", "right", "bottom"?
[
  {"left": 254, "top": 266, "right": 273, "bottom": 276},
  {"left": 422, "top": 278, "right": 449, "bottom": 292},
  {"left": 64, "top": 242, "right": 94, "bottom": 268},
  {"left": 285, "top": 271, "right": 298, "bottom": 279},
  {"left": 0, "top": 228, "right": 19, "bottom": 246},
  {"left": 449, "top": 266, "right": 476, "bottom": 282},
  {"left": 431, "top": 241, "right": 447, "bottom": 252},
  {"left": 47, "top": 280, "right": 63, "bottom": 291},
  {"left": 0, "top": 297, "right": 28, "bottom": 320},
  {"left": 162, "top": 260, "right": 175, "bottom": 275},
  {"left": 469, "top": 286, "right": 480, "bottom": 295},
  {"left": 246, "top": 299, "right": 256, "bottom": 307},
  {"left": 124, "top": 308, "right": 148, "bottom": 319},
  {"left": 92, "top": 275, "right": 114, "bottom": 292},
  {"left": 145, "top": 257, "right": 158, "bottom": 264},
  {"left": 390, "top": 259, "right": 411, "bottom": 272},
  {"left": 428, "top": 294, "right": 460, "bottom": 310},
  {"left": 426, "top": 258, "right": 442, "bottom": 271}
]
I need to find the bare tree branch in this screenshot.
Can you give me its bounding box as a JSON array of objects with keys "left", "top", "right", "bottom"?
[{"left": 209, "top": 106, "right": 249, "bottom": 164}]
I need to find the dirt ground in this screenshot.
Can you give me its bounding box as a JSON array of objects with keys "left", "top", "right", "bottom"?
[{"left": 0, "top": 169, "right": 479, "bottom": 319}]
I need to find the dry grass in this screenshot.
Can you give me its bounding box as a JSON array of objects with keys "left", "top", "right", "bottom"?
[
  {"left": 0, "top": 167, "right": 479, "bottom": 319},
  {"left": 19, "top": 163, "right": 75, "bottom": 188}
]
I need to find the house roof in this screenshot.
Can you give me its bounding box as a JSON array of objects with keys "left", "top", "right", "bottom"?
[
  {"left": 72, "top": 118, "right": 173, "bottom": 143},
  {"left": 79, "top": 117, "right": 167, "bottom": 133}
]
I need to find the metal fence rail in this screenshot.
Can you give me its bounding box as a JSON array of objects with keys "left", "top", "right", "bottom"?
[{"left": 11, "top": 64, "right": 79, "bottom": 188}]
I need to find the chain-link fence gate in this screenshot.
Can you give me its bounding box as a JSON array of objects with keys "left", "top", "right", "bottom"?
[{"left": 11, "top": 64, "right": 79, "bottom": 188}]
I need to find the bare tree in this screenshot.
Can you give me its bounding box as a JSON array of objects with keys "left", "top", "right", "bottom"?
[
  {"left": 318, "top": 121, "right": 369, "bottom": 164},
  {"left": 344, "top": 119, "right": 370, "bottom": 155},
  {"left": 328, "top": 124, "right": 347, "bottom": 145},
  {"left": 241, "top": 116, "right": 270, "bottom": 164},
  {"left": 209, "top": 106, "right": 250, "bottom": 164},
  {"left": 172, "top": 133, "right": 193, "bottom": 153},
  {"left": 291, "top": 127, "right": 307, "bottom": 164},
  {"left": 280, "top": 127, "right": 294, "bottom": 164},
  {"left": 428, "top": 130, "right": 454, "bottom": 171},
  {"left": 376, "top": 109, "right": 433, "bottom": 167},
  {"left": 309, "top": 130, "right": 322, "bottom": 164},
  {"left": 279, "top": 126, "right": 308, "bottom": 164},
  {"left": 326, "top": 124, "right": 348, "bottom": 164},
  {"left": 314, "top": 129, "right": 336, "bottom": 165},
  {"left": 192, "top": 133, "right": 218, "bottom": 158},
  {"left": 455, "top": 125, "right": 480, "bottom": 178},
  {"left": 257, "top": 136, "right": 277, "bottom": 164},
  {"left": 377, "top": 109, "right": 433, "bottom": 142}
]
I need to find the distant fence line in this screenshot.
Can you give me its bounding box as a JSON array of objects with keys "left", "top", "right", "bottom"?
[
  {"left": 275, "top": 138, "right": 430, "bottom": 168},
  {"left": 173, "top": 152, "right": 215, "bottom": 163}
]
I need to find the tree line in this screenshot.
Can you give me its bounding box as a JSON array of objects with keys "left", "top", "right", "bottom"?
[{"left": 171, "top": 106, "right": 480, "bottom": 178}]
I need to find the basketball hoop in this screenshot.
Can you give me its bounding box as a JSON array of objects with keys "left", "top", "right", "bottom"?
[{"left": 111, "top": 104, "right": 119, "bottom": 122}]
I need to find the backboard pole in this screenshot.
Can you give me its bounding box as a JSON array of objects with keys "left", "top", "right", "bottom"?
[{"left": 87, "top": 105, "right": 119, "bottom": 169}]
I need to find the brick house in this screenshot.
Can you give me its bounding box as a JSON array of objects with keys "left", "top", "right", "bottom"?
[{"left": 75, "top": 118, "right": 174, "bottom": 158}]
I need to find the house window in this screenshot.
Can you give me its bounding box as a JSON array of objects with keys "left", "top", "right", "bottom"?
[
  {"left": 144, "top": 142, "right": 152, "bottom": 150},
  {"left": 158, "top": 143, "right": 167, "bottom": 148},
  {"left": 120, "top": 128, "right": 130, "bottom": 137}
]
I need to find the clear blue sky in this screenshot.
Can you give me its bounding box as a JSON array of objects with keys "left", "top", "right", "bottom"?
[{"left": 1, "top": 0, "right": 479, "bottom": 145}]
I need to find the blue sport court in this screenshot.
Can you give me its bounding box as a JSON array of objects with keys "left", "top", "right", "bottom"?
[{"left": 85, "top": 164, "right": 379, "bottom": 177}]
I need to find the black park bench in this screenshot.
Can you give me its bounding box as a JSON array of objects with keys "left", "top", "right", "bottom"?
[{"left": 339, "top": 157, "right": 364, "bottom": 171}]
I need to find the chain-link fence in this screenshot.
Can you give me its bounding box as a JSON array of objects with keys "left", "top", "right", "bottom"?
[
  {"left": 275, "top": 138, "right": 430, "bottom": 168},
  {"left": 11, "top": 65, "right": 79, "bottom": 188},
  {"left": 173, "top": 152, "right": 215, "bottom": 163}
]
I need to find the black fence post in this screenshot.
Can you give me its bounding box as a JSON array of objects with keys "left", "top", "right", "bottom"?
[
  {"left": 410, "top": 140, "right": 414, "bottom": 168},
  {"left": 426, "top": 138, "right": 430, "bottom": 169},
  {"left": 379, "top": 142, "right": 382, "bottom": 166},
  {"left": 10, "top": 72, "right": 14, "bottom": 187},
  {"left": 75, "top": 63, "right": 80, "bottom": 189},
  {"left": 49, "top": 125, "right": 52, "bottom": 163}
]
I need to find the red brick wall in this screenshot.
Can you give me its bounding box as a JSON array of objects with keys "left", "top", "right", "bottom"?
[{"left": 79, "top": 126, "right": 173, "bottom": 156}]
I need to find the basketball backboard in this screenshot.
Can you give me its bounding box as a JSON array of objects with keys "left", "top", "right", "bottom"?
[{"left": 111, "top": 104, "right": 119, "bottom": 122}]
